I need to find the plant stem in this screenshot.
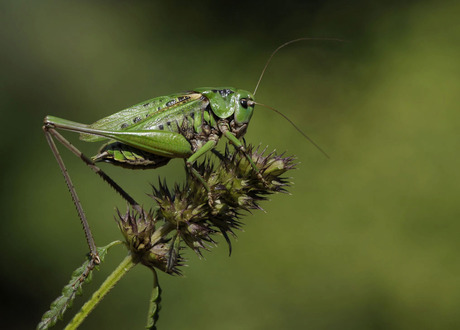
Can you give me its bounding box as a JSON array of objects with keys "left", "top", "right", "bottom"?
[{"left": 65, "top": 254, "right": 138, "bottom": 330}]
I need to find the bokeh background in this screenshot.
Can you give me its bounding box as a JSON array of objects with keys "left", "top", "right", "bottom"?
[{"left": 1, "top": 1, "right": 459, "bottom": 329}]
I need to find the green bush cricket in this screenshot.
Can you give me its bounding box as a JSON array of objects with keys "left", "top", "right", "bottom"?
[{"left": 43, "top": 38, "right": 336, "bottom": 264}]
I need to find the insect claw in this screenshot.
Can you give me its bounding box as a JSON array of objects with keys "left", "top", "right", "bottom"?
[
  {"left": 256, "top": 171, "right": 270, "bottom": 188},
  {"left": 91, "top": 253, "right": 101, "bottom": 265}
]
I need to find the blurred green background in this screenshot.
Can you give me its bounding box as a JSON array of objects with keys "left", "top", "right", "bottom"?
[{"left": 1, "top": 1, "right": 459, "bottom": 329}]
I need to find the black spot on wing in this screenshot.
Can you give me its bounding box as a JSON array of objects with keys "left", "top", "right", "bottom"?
[
  {"left": 177, "top": 96, "right": 190, "bottom": 102},
  {"left": 165, "top": 100, "right": 177, "bottom": 107},
  {"left": 133, "top": 116, "right": 142, "bottom": 123},
  {"left": 120, "top": 123, "right": 129, "bottom": 129}
]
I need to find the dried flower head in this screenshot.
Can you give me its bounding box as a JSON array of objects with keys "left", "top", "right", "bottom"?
[
  {"left": 116, "top": 208, "right": 184, "bottom": 275},
  {"left": 116, "top": 144, "right": 296, "bottom": 274}
]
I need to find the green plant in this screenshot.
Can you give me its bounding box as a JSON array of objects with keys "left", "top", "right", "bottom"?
[{"left": 38, "top": 144, "right": 296, "bottom": 329}]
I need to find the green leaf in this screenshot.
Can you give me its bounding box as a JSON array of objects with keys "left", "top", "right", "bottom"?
[
  {"left": 37, "top": 241, "right": 122, "bottom": 330},
  {"left": 145, "top": 269, "right": 162, "bottom": 330}
]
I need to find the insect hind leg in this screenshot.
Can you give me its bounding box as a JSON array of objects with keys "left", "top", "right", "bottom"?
[
  {"left": 43, "top": 123, "right": 142, "bottom": 263},
  {"left": 43, "top": 125, "right": 100, "bottom": 263}
]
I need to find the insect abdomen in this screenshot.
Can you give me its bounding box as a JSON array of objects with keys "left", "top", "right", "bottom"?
[{"left": 93, "top": 142, "right": 171, "bottom": 169}]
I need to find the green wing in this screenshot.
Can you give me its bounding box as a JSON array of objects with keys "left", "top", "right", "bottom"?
[{"left": 80, "top": 92, "right": 206, "bottom": 142}]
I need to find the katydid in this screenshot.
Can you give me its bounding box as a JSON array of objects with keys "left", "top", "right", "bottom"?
[{"left": 43, "top": 38, "right": 334, "bottom": 264}]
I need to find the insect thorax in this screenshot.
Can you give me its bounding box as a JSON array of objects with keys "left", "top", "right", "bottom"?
[{"left": 178, "top": 103, "right": 248, "bottom": 152}]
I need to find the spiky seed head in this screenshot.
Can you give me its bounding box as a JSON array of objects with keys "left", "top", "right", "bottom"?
[{"left": 117, "top": 143, "right": 296, "bottom": 275}]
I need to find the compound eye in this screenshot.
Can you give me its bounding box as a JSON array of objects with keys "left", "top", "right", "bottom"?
[{"left": 240, "top": 98, "right": 249, "bottom": 109}]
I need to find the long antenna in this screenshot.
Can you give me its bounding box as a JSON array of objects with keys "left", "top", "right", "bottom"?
[
  {"left": 254, "top": 101, "right": 330, "bottom": 158},
  {"left": 253, "top": 37, "right": 345, "bottom": 96}
]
